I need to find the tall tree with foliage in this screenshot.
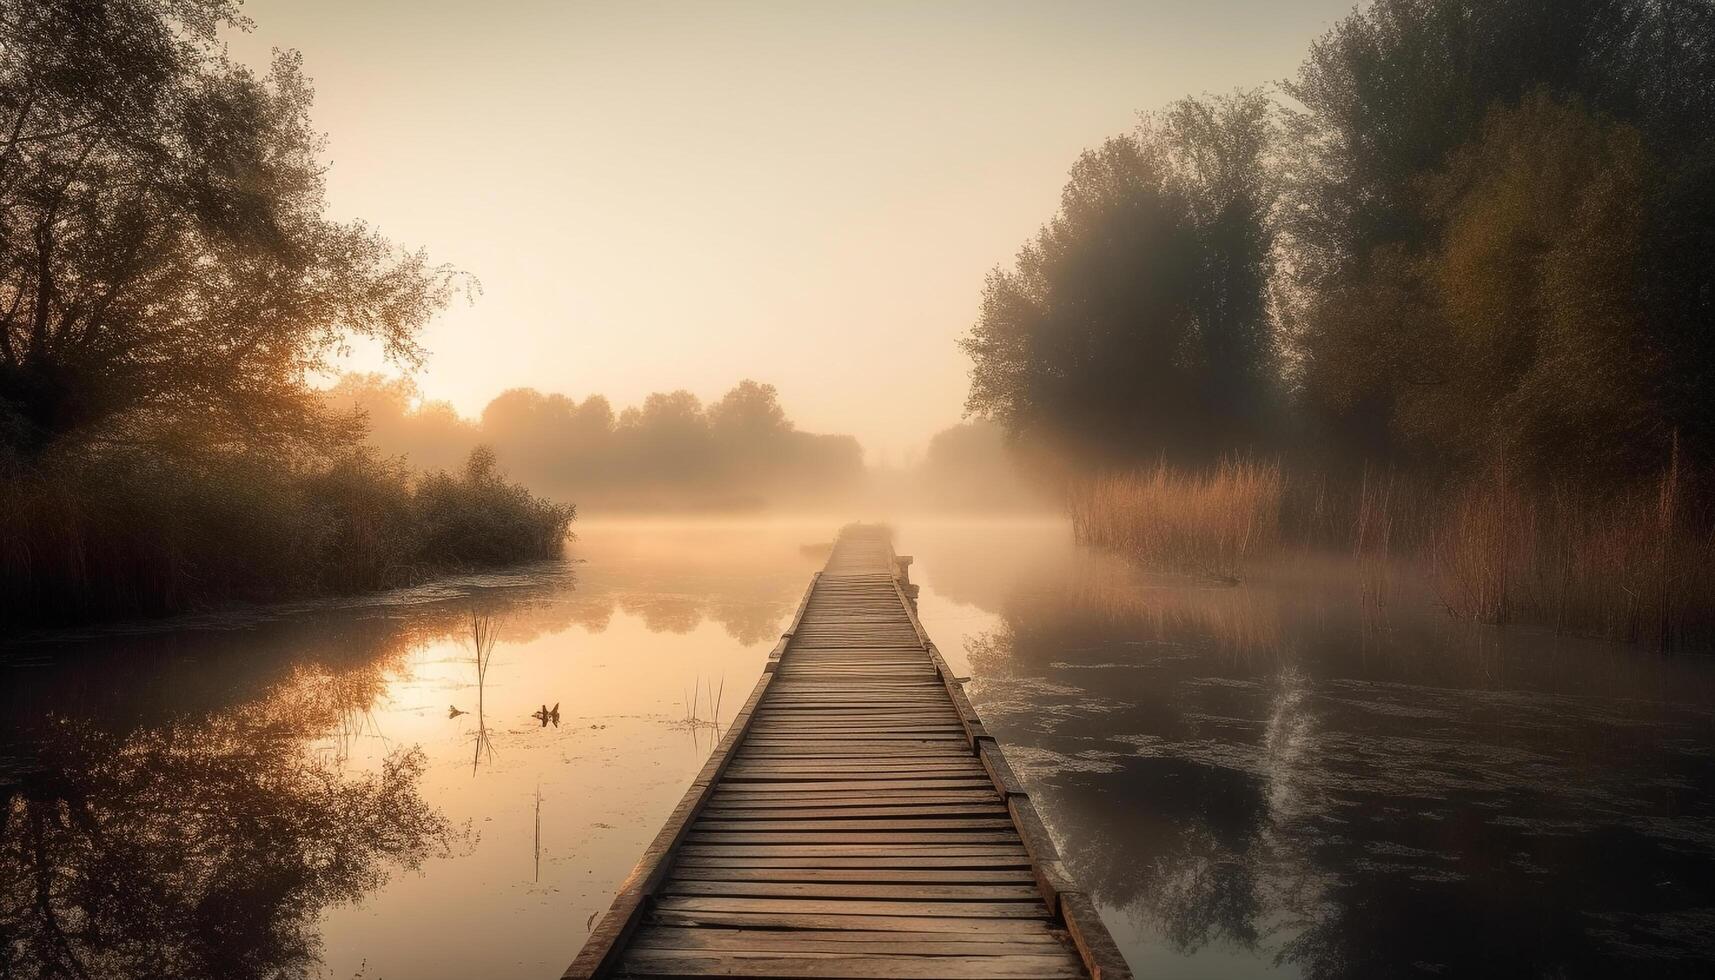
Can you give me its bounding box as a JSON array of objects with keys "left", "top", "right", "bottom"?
[
  {"left": 1399, "top": 93, "right": 1660, "bottom": 471},
  {"left": 961, "top": 89, "right": 1279, "bottom": 462},
  {"left": 0, "top": 0, "right": 460, "bottom": 459},
  {"left": 1281, "top": 0, "right": 1715, "bottom": 468}
]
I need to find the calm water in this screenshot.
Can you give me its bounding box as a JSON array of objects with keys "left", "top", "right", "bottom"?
[{"left": 3, "top": 520, "right": 1713, "bottom": 978}]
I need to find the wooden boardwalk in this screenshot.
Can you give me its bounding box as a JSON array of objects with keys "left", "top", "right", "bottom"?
[{"left": 565, "top": 525, "right": 1129, "bottom": 980}]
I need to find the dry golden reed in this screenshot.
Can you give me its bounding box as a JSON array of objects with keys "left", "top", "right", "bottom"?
[
  {"left": 1432, "top": 448, "right": 1715, "bottom": 649},
  {"left": 1065, "top": 450, "right": 1714, "bottom": 650},
  {"left": 1068, "top": 458, "right": 1287, "bottom": 582}
]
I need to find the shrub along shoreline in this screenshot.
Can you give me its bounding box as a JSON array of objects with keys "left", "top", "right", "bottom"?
[{"left": 2, "top": 444, "right": 574, "bottom": 627}]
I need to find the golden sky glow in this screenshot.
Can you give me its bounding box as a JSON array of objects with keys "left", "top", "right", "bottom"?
[{"left": 227, "top": 0, "right": 1352, "bottom": 461}]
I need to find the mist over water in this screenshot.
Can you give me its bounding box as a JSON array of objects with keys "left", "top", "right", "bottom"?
[{"left": 4, "top": 519, "right": 1713, "bottom": 979}]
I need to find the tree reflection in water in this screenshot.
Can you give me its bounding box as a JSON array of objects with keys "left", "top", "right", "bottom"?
[
  {"left": 0, "top": 524, "right": 827, "bottom": 978},
  {"left": 1, "top": 714, "right": 451, "bottom": 980}
]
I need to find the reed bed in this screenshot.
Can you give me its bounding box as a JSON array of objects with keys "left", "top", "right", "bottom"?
[
  {"left": 1431, "top": 452, "right": 1715, "bottom": 649},
  {"left": 1067, "top": 452, "right": 1715, "bottom": 650},
  {"left": 1069, "top": 458, "right": 1286, "bottom": 582}
]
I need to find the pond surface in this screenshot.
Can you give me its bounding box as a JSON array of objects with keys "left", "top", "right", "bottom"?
[{"left": 3, "top": 519, "right": 1713, "bottom": 979}]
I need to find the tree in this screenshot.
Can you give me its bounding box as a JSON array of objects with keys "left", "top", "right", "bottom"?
[
  {"left": 709, "top": 380, "right": 792, "bottom": 445},
  {"left": 961, "top": 90, "right": 1279, "bottom": 462},
  {"left": 1153, "top": 92, "right": 1281, "bottom": 437},
  {"left": 1277, "top": 0, "right": 1715, "bottom": 463},
  {"left": 0, "top": 0, "right": 460, "bottom": 459},
  {"left": 1294, "top": 93, "right": 1669, "bottom": 476},
  {"left": 323, "top": 373, "right": 479, "bottom": 473},
  {"left": 617, "top": 390, "right": 713, "bottom": 483},
  {"left": 1407, "top": 94, "right": 1661, "bottom": 473},
  {"left": 1279, "top": 0, "right": 1630, "bottom": 284}
]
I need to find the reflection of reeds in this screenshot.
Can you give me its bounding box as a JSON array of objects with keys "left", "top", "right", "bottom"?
[
  {"left": 470, "top": 613, "right": 498, "bottom": 773},
  {"left": 13, "top": 715, "right": 457, "bottom": 977},
  {"left": 1045, "top": 551, "right": 1288, "bottom": 661},
  {"left": 677, "top": 674, "right": 727, "bottom": 752}
]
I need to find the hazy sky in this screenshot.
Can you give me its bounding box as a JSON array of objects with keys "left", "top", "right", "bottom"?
[{"left": 227, "top": 0, "right": 1353, "bottom": 461}]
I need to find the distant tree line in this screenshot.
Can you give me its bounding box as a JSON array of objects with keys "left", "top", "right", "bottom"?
[
  {"left": 963, "top": 0, "right": 1715, "bottom": 481},
  {"left": 324, "top": 376, "right": 865, "bottom": 510}
]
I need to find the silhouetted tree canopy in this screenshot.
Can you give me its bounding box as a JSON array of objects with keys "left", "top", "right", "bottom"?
[
  {"left": 961, "top": 90, "right": 1278, "bottom": 463},
  {"left": 967, "top": 0, "right": 1715, "bottom": 479},
  {"left": 0, "top": 0, "right": 460, "bottom": 459},
  {"left": 1280, "top": 0, "right": 1715, "bottom": 471}
]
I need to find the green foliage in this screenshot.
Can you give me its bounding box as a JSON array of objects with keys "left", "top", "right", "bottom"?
[
  {"left": 961, "top": 89, "right": 1280, "bottom": 463},
  {"left": 1414, "top": 93, "right": 1660, "bottom": 470},
  {"left": 1280, "top": 0, "right": 1715, "bottom": 470},
  {"left": 967, "top": 0, "right": 1715, "bottom": 481}
]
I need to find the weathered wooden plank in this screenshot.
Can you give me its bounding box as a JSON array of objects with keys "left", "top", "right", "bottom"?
[
  {"left": 704, "top": 778, "right": 995, "bottom": 793},
  {"left": 705, "top": 794, "right": 1004, "bottom": 809},
  {"left": 670, "top": 868, "right": 1036, "bottom": 883},
  {"left": 677, "top": 842, "right": 1028, "bottom": 855},
  {"left": 686, "top": 832, "right": 1023, "bottom": 845},
  {"left": 618, "top": 949, "right": 1085, "bottom": 978},
  {"left": 674, "top": 855, "right": 1034, "bottom": 870},
  {"left": 630, "top": 926, "right": 1065, "bottom": 955},
  {"left": 661, "top": 880, "right": 1045, "bottom": 901},
  {"left": 700, "top": 806, "right": 1008, "bottom": 821},
  {"left": 696, "top": 819, "right": 1015, "bottom": 832},
  {"left": 726, "top": 759, "right": 985, "bottom": 770},
  {"left": 644, "top": 909, "right": 1059, "bottom": 936},
  {"left": 653, "top": 896, "right": 1050, "bottom": 919},
  {"left": 1060, "top": 892, "right": 1132, "bottom": 980}
]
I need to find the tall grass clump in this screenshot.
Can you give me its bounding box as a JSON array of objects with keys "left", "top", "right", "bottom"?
[
  {"left": 1069, "top": 458, "right": 1286, "bottom": 581},
  {"left": 1432, "top": 462, "right": 1523, "bottom": 625},
  {"left": 0, "top": 445, "right": 574, "bottom": 626},
  {"left": 1062, "top": 448, "right": 1715, "bottom": 650},
  {"left": 1432, "top": 447, "right": 1715, "bottom": 649}
]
